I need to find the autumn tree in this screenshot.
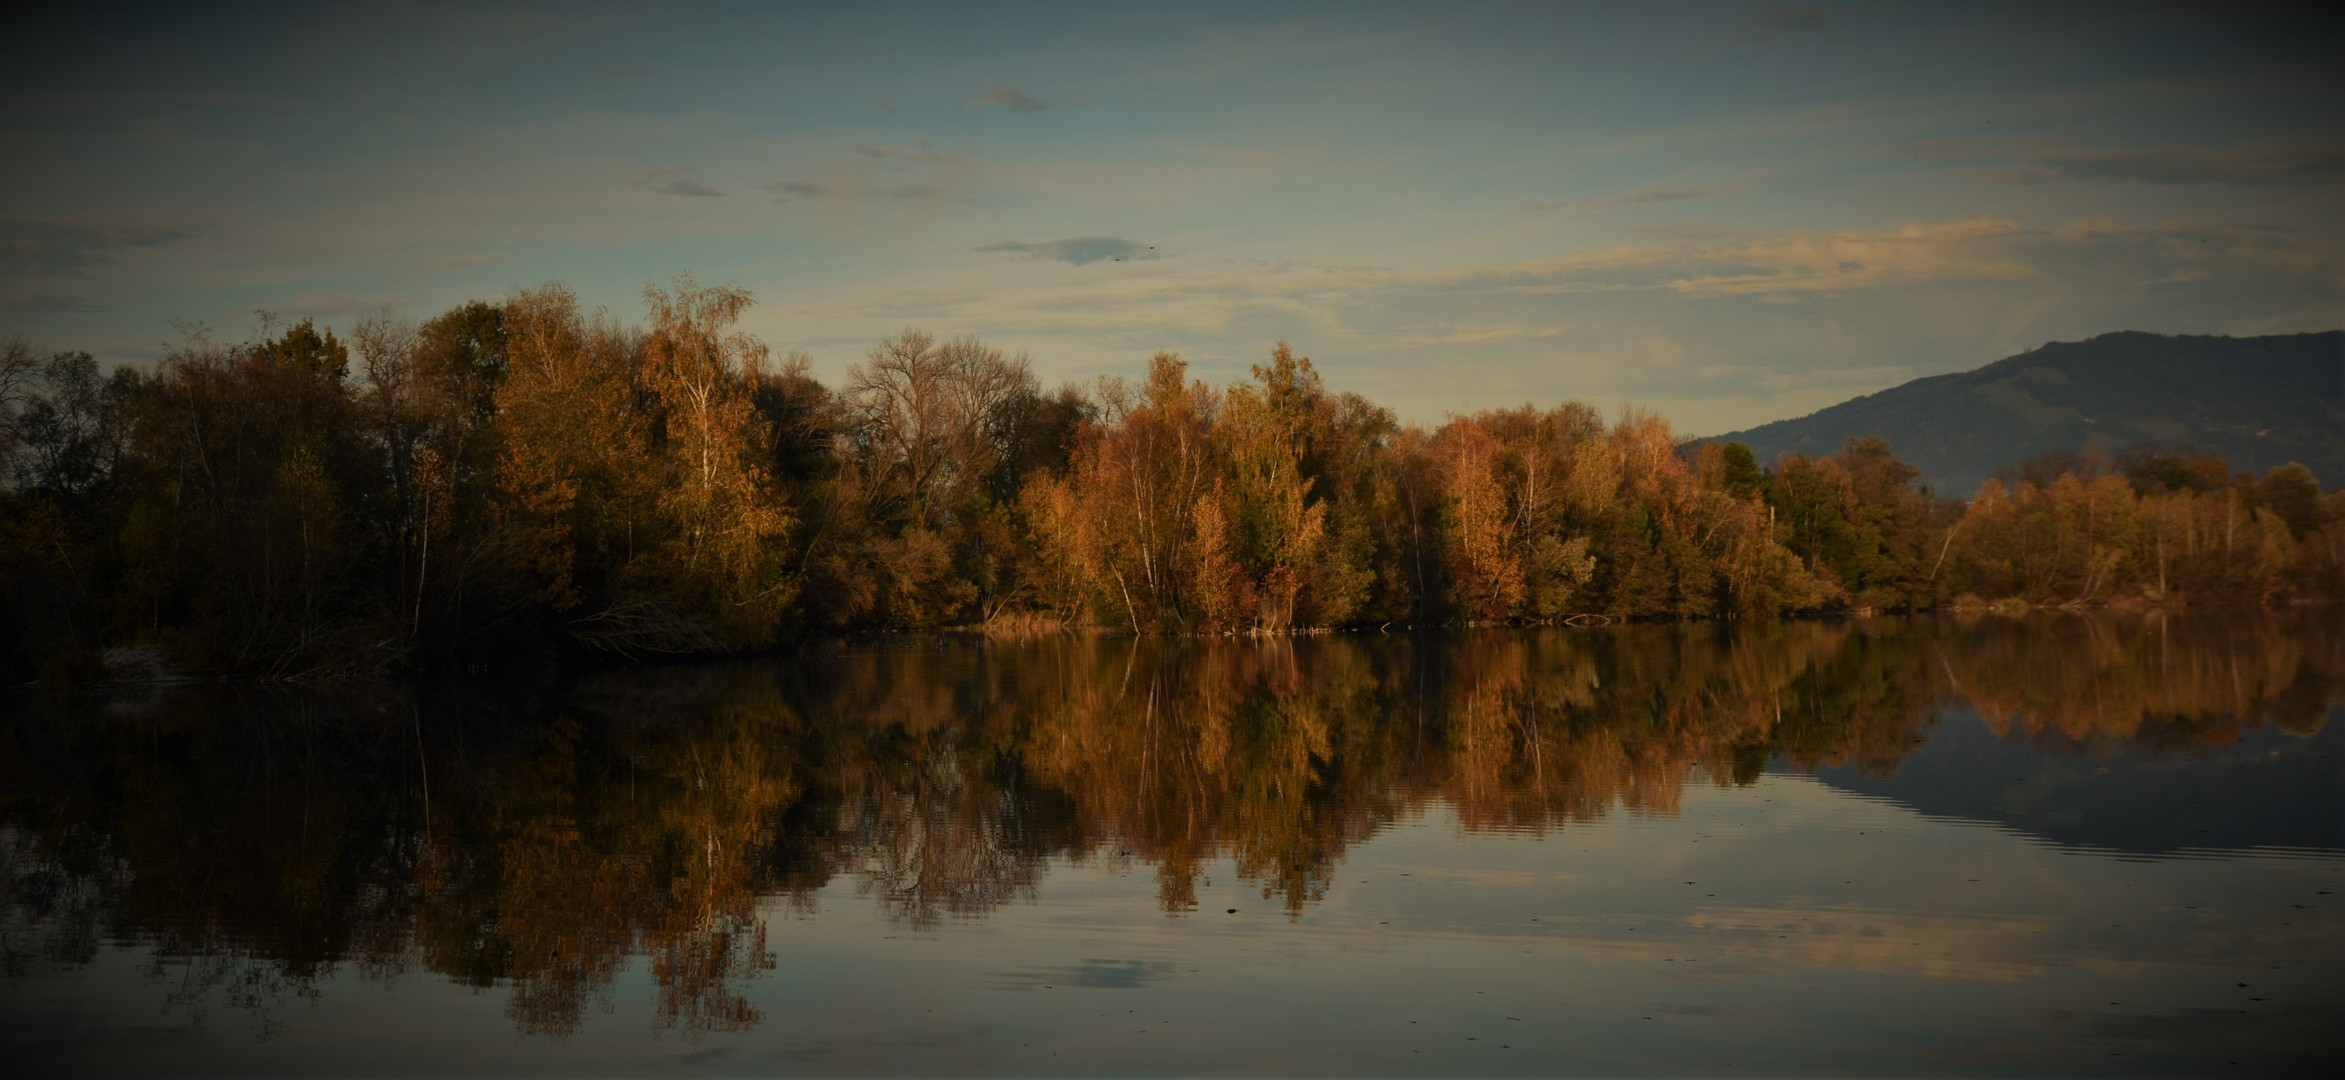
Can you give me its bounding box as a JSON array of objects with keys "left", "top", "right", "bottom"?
[
  {"left": 1436, "top": 418, "right": 1523, "bottom": 620},
  {"left": 11, "top": 307, "right": 2337, "bottom": 680},
  {"left": 489, "top": 285, "right": 671, "bottom": 651},
  {"left": 1029, "top": 352, "right": 1220, "bottom": 629},
  {"left": 111, "top": 319, "right": 379, "bottom": 674},
  {"left": 830, "top": 330, "right": 1038, "bottom": 627},
  {"left": 0, "top": 339, "right": 134, "bottom": 678},
  {"left": 639, "top": 276, "right": 795, "bottom": 647}
]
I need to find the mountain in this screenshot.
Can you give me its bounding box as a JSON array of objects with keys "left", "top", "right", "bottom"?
[{"left": 1708, "top": 331, "right": 2344, "bottom": 497}]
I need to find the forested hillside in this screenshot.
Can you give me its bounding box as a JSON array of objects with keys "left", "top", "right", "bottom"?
[
  {"left": 3, "top": 282, "right": 2341, "bottom": 680},
  {"left": 1711, "top": 331, "right": 2344, "bottom": 495}
]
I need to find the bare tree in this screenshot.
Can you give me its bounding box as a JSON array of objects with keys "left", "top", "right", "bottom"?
[
  {"left": 844, "top": 329, "right": 1034, "bottom": 527},
  {"left": 1, "top": 334, "right": 47, "bottom": 488}
]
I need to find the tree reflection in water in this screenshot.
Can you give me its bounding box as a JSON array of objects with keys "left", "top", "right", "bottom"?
[{"left": 2, "top": 611, "right": 2335, "bottom": 1037}]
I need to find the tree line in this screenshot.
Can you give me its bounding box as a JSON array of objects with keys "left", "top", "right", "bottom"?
[{"left": 3, "top": 279, "right": 2340, "bottom": 678}]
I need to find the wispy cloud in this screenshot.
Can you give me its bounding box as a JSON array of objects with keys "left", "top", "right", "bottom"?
[
  {"left": 762, "top": 179, "right": 941, "bottom": 201},
  {"left": 633, "top": 167, "right": 726, "bottom": 197},
  {"left": 268, "top": 290, "right": 414, "bottom": 317},
  {"left": 973, "top": 219, "right": 2061, "bottom": 316},
  {"left": 975, "top": 237, "right": 1159, "bottom": 265},
  {"left": 902, "top": 218, "right": 2333, "bottom": 346},
  {"left": 1752, "top": 7, "right": 1842, "bottom": 33},
  {"left": 1734, "top": 6, "right": 1856, "bottom": 46},
  {"left": 1303, "top": 217, "right": 2325, "bottom": 303},
  {"left": 1469, "top": 218, "right": 2040, "bottom": 297},
  {"left": 1, "top": 292, "right": 98, "bottom": 314},
  {"left": 965, "top": 83, "right": 1050, "bottom": 113},
  {"left": 850, "top": 214, "right": 2335, "bottom": 433},
  {"left": 763, "top": 140, "right": 972, "bottom": 206},
  {"left": 2015, "top": 145, "right": 2345, "bottom": 187},
  {"left": 754, "top": 141, "right": 975, "bottom": 240},
  {"left": 1906, "top": 141, "right": 2345, "bottom": 188},
  {"left": 869, "top": 98, "right": 899, "bottom": 114},
  {"left": 847, "top": 138, "right": 954, "bottom": 163},
  {"left": 2, "top": 218, "right": 188, "bottom": 279},
  {"left": 428, "top": 253, "right": 501, "bottom": 271},
  {"left": 1894, "top": 138, "right": 1985, "bottom": 162},
  {"left": 1523, "top": 186, "right": 1750, "bottom": 214}
]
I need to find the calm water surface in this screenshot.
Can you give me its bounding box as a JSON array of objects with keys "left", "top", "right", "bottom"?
[{"left": 4, "top": 614, "right": 2340, "bottom": 1075}]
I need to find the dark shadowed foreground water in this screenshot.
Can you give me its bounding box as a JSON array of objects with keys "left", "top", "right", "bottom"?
[{"left": 4, "top": 614, "right": 2340, "bottom": 1076}]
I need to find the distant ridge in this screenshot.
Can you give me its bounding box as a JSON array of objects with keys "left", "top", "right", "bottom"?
[{"left": 1708, "top": 331, "right": 2344, "bottom": 497}]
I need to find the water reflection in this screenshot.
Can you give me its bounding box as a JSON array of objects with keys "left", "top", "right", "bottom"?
[{"left": 1, "top": 612, "right": 2337, "bottom": 1050}]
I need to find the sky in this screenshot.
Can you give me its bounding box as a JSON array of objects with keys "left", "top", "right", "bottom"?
[{"left": 2, "top": 0, "right": 2338, "bottom": 435}]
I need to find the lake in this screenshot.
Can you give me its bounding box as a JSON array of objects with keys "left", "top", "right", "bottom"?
[{"left": 3, "top": 613, "right": 2339, "bottom": 1076}]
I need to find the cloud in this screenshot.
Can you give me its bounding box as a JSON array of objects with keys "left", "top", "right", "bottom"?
[
  {"left": 269, "top": 290, "right": 413, "bottom": 317},
  {"left": 1341, "top": 217, "right": 2306, "bottom": 301},
  {"left": 429, "top": 253, "right": 500, "bottom": 271},
  {"left": 1524, "top": 186, "right": 1750, "bottom": 214},
  {"left": 764, "top": 141, "right": 970, "bottom": 209},
  {"left": 1735, "top": 6, "right": 1855, "bottom": 46},
  {"left": 2021, "top": 146, "right": 2344, "bottom": 187},
  {"left": 847, "top": 138, "right": 952, "bottom": 163},
  {"left": 1, "top": 293, "right": 98, "bottom": 314},
  {"left": 762, "top": 179, "right": 940, "bottom": 201},
  {"left": 965, "top": 82, "right": 1050, "bottom": 113},
  {"left": 1896, "top": 139, "right": 1987, "bottom": 162},
  {"left": 965, "top": 219, "right": 2330, "bottom": 342},
  {"left": 633, "top": 167, "right": 726, "bottom": 197},
  {"left": 1911, "top": 141, "right": 2344, "bottom": 188},
  {"left": 978, "top": 219, "right": 2054, "bottom": 320},
  {"left": 1750, "top": 7, "right": 1842, "bottom": 33},
  {"left": 867, "top": 215, "right": 2335, "bottom": 435},
  {"left": 975, "top": 237, "right": 1159, "bottom": 265},
  {"left": 869, "top": 98, "right": 899, "bottom": 114},
  {"left": 652, "top": 179, "right": 725, "bottom": 197},
  {"left": 2, "top": 218, "right": 187, "bottom": 279},
  {"left": 1384, "top": 322, "right": 1532, "bottom": 346},
  {"left": 909, "top": 218, "right": 2329, "bottom": 348},
  {"left": 755, "top": 143, "right": 975, "bottom": 240},
  {"left": 1612, "top": 218, "right": 2038, "bottom": 296}
]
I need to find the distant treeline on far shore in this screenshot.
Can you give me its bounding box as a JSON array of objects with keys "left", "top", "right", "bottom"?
[{"left": 3, "top": 279, "right": 2340, "bottom": 680}]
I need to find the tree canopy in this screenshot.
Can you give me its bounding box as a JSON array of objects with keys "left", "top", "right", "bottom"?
[{"left": 2, "top": 286, "right": 2339, "bottom": 680}]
